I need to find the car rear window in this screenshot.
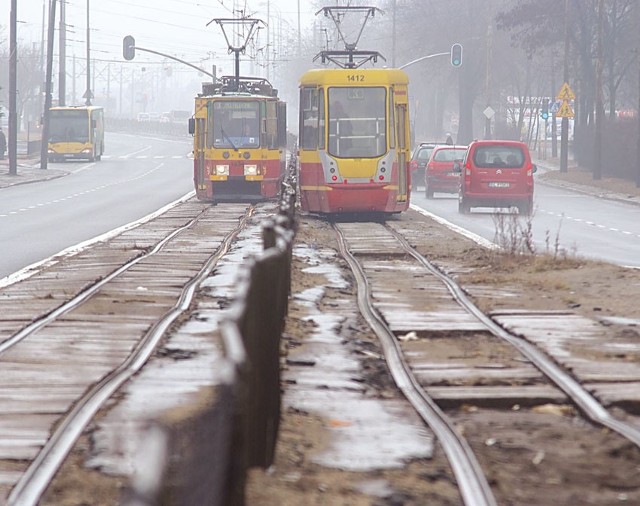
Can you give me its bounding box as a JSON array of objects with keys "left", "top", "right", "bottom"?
[
  {"left": 473, "top": 146, "right": 525, "bottom": 168},
  {"left": 416, "top": 147, "right": 434, "bottom": 161},
  {"left": 433, "top": 148, "right": 466, "bottom": 162}
]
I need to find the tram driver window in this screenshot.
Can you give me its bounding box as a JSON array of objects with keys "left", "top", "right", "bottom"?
[
  {"left": 328, "top": 87, "right": 386, "bottom": 158},
  {"left": 300, "top": 88, "right": 319, "bottom": 150}
]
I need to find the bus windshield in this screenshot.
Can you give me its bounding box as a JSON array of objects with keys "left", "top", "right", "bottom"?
[
  {"left": 209, "top": 100, "right": 260, "bottom": 149},
  {"left": 328, "top": 87, "right": 386, "bottom": 158},
  {"left": 49, "top": 111, "right": 90, "bottom": 143}
]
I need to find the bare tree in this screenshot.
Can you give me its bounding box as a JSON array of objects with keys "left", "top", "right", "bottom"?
[{"left": 0, "top": 41, "right": 44, "bottom": 133}]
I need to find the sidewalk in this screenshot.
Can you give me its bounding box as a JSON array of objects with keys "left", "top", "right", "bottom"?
[
  {"left": 533, "top": 155, "right": 640, "bottom": 207},
  {"left": 0, "top": 157, "right": 69, "bottom": 189}
]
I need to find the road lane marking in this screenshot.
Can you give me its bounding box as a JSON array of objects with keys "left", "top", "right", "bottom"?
[{"left": 0, "top": 163, "right": 168, "bottom": 219}]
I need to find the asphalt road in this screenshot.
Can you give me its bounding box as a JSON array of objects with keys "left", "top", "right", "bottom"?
[
  {"left": 410, "top": 178, "right": 640, "bottom": 268},
  {"left": 0, "top": 132, "right": 194, "bottom": 280},
  {"left": 4, "top": 136, "right": 640, "bottom": 283}
]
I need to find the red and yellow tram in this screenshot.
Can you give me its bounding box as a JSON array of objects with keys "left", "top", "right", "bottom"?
[
  {"left": 297, "top": 68, "right": 411, "bottom": 215},
  {"left": 189, "top": 76, "right": 287, "bottom": 201}
]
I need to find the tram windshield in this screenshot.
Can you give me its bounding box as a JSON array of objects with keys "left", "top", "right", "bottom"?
[
  {"left": 209, "top": 100, "right": 260, "bottom": 149},
  {"left": 328, "top": 87, "right": 386, "bottom": 158}
]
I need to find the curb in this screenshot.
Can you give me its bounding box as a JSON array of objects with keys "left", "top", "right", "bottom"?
[{"left": 533, "top": 159, "right": 640, "bottom": 208}]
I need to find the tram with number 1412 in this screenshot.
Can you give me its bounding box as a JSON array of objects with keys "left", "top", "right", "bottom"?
[{"left": 297, "top": 6, "right": 411, "bottom": 215}]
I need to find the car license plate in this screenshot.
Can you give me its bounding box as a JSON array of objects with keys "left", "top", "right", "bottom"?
[{"left": 488, "top": 182, "right": 510, "bottom": 188}]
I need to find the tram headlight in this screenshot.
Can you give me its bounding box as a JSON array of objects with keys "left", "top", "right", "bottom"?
[
  {"left": 222, "top": 151, "right": 230, "bottom": 159},
  {"left": 242, "top": 151, "right": 251, "bottom": 159},
  {"left": 244, "top": 164, "right": 258, "bottom": 176},
  {"left": 215, "top": 164, "right": 229, "bottom": 175}
]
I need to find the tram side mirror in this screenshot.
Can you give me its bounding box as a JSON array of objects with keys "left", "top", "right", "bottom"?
[
  {"left": 188, "top": 118, "right": 195, "bottom": 135},
  {"left": 453, "top": 162, "right": 462, "bottom": 173},
  {"left": 531, "top": 163, "right": 538, "bottom": 174}
]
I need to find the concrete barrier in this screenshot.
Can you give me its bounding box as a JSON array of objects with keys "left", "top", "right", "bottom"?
[{"left": 124, "top": 159, "right": 298, "bottom": 506}]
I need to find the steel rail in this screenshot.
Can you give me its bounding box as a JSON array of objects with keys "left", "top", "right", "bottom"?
[
  {"left": 333, "top": 223, "right": 497, "bottom": 506},
  {"left": 8, "top": 207, "right": 255, "bottom": 505},
  {"left": 0, "top": 205, "right": 207, "bottom": 355},
  {"left": 388, "top": 226, "right": 640, "bottom": 448}
]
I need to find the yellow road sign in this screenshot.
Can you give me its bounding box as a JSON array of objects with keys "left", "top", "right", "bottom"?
[
  {"left": 556, "top": 100, "right": 574, "bottom": 118},
  {"left": 556, "top": 82, "right": 575, "bottom": 101}
]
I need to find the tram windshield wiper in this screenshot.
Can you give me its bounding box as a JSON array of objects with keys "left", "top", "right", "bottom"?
[{"left": 221, "top": 127, "right": 238, "bottom": 151}]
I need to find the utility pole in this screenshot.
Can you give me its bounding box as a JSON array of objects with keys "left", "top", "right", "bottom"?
[
  {"left": 85, "top": 0, "right": 92, "bottom": 106},
  {"left": 8, "top": 0, "right": 18, "bottom": 175},
  {"left": 59, "top": 0, "right": 66, "bottom": 105},
  {"left": 106, "top": 63, "right": 111, "bottom": 108},
  {"left": 266, "top": 0, "right": 270, "bottom": 81},
  {"left": 560, "top": 0, "right": 569, "bottom": 173},
  {"left": 72, "top": 54, "right": 77, "bottom": 103},
  {"left": 40, "top": 0, "right": 57, "bottom": 171},
  {"left": 297, "top": 0, "right": 301, "bottom": 56},
  {"left": 551, "top": 59, "right": 558, "bottom": 158},
  {"left": 636, "top": 2, "right": 640, "bottom": 188},
  {"left": 119, "top": 65, "right": 123, "bottom": 116},
  {"left": 39, "top": 0, "right": 46, "bottom": 121},
  {"left": 484, "top": 23, "right": 493, "bottom": 140},
  {"left": 392, "top": 0, "right": 396, "bottom": 67}
]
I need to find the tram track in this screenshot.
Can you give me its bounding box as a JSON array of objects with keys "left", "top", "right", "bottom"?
[
  {"left": 332, "top": 219, "right": 640, "bottom": 505},
  {"left": 0, "top": 201, "right": 261, "bottom": 505},
  {"left": 334, "top": 223, "right": 497, "bottom": 506}
]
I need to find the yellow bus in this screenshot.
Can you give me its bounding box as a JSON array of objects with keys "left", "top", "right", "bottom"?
[{"left": 48, "top": 106, "right": 105, "bottom": 162}]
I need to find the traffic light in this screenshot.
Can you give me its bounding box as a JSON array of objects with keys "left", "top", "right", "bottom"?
[
  {"left": 540, "top": 98, "right": 549, "bottom": 120},
  {"left": 450, "top": 43, "right": 463, "bottom": 67},
  {"left": 123, "top": 35, "right": 136, "bottom": 61}
]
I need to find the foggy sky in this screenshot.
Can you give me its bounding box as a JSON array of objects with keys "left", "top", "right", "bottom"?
[{"left": 1, "top": 0, "right": 315, "bottom": 72}]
